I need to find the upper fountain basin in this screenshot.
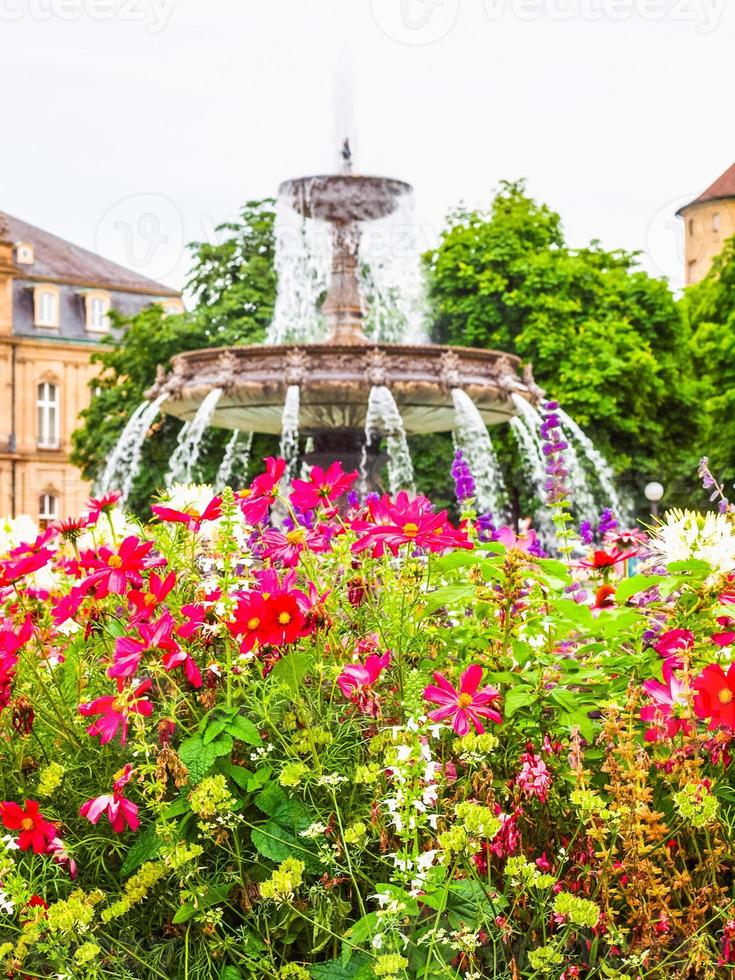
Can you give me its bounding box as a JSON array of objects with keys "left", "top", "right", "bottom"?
[
  {"left": 278, "top": 174, "right": 412, "bottom": 223},
  {"left": 155, "top": 342, "right": 541, "bottom": 436}
]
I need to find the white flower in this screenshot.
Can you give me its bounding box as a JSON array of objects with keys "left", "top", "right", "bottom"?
[
  {"left": 0, "top": 514, "right": 38, "bottom": 557},
  {"left": 652, "top": 509, "right": 735, "bottom": 576},
  {"left": 0, "top": 889, "right": 14, "bottom": 914},
  {"left": 77, "top": 507, "right": 140, "bottom": 551}
]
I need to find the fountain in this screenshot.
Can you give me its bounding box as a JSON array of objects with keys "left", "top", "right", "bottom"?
[{"left": 148, "top": 156, "right": 542, "bottom": 492}]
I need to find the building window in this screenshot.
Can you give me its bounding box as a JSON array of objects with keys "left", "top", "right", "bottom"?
[
  {"left": 37, "top": 382, "right": 60, "bottom": 449},
  {"left": 85, "top": 291, "right": 111, "bottom": 332},
  {"left": 38, "top": 493, "right": 58, "bottom": 529},
  {"left": 713, "top": 212, "right": 721, "bottom": 233},
  {"left": 34, "top": 285, "right": 60, "bottom": 328},
  {"left": 15, "top": 242, "right": 34, "bottom": 265}
]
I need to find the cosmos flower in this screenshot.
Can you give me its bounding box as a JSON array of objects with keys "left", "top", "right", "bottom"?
[
  {"left": 693, "top": 663, "right": 735, "bottom": 731},
  {"left": 78, "top": 679, "right": 154, "bottom": 745},
  {"left": 290, "top": 462, "right": 358, "bottom": 511},
  {"left": 0, "top": 800, "right": 57, "bottom": 854},
  {"left": 80, "top": 765, "right": 139, "bottom": 833},
  {"left": 423, "top": 665, "right": 502, "bottom": 735},
  {"left": 237, "top": 457, "right": 286, "bottom": 525},
  {"left": 108, "top": 612, "right": 180, "bottom": 680},
  {"left": 81, "top": 536, "right": 161, "bottom": 598},
  {"left": 128, "top": 570, "right": 177, "bottom": 620},
  {"left": 337, "top": 652, "right": 390, "bottom": 715},
  {"left": 640, "top": 662, "right": 694, "bottom": 742},
  {"left": 151, "top": 493, "right": 222, "bottom": 533},
  {"left": 351, "top": 492, "right": 471, "bottom": 556}
]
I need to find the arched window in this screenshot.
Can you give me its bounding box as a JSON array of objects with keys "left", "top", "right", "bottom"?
[
  {"left": 33, "top": 285, "right": 60, "bottom": 328},
  {"left": 713, "top": 212, "right": 721, "bottom": 233},
  {"left": 38, "top": 493, "right": 58, "bottom": 529},
  {"left": 37, "top": 381, "right": 60, "bottom": 449}
]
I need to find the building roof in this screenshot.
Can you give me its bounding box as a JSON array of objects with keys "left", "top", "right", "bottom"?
[
  {"left": 0, "top": 211, "right": 180, "bottom": 296},
  {"left": 677, "top": 162, "right": 735, "bottom": 215}
]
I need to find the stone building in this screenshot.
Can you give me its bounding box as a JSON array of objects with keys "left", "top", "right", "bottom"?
[
  {"left": 677, "top": 161, "right": 735, "bottom": 285},
  {"left": 0, "top": 213, "right": 182, "bottom": 522}
]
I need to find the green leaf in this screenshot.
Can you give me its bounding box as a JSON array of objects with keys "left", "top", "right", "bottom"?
[
  {"left": 202, "top": 718, "right": 229, "bottom": 744},
  {"left": 225, "top": 714, "right": 261, "bottom": 745},
  {"left": 666, "top": 559, "right": 712, "bottom": 575},
  {"left": 311, "top": 955, "right": 372, "bottom": 979},
  {"left": 179, "top": 734, "right": 233, "bottom": 783},
  {"left": 172, "top": 903, "right": 195, "bottom": 924},
  {"left": 270, "top": 651, "right": 314, "bottom": 695},
  {"left": 554, "top": 598, "right": 595, "bottom": 629},
  {"left": 615, "top": 574, "right": 665, "bottom": 603},
  {"left": 218, "top": 968, "right": 242, "bottom": 980},
  {"left": 119, "top": 827, "right": 162, "bottom": 876},
  {"left": 425, "top": 584, "right": 476, "bottom": 613},
  {"left": 503, "top": 685, "right": 537, "bottom": 717}
]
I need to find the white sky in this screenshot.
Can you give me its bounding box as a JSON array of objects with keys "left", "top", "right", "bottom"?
[{"left": 1, "top": 0, "right": 732, "bottom": 293}]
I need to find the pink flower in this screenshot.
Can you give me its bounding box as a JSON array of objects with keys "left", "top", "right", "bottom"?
[
  {"left": 640, "top": 662, "right": 693, "bottom": 742},
  {"left": 351, "top": 492, "right": 471, "bottom": 557},
  {"left": 78, "top": 679, "right": 154, "bottom": 745},
  {"left": 81, "top": 535, "right": 162, "bottom": 598},
  {"left": 151, "top": 495, "right": 222, "bottom": 533},
  {"left": 128, "top": 571, "right": 177, "bottom": 621},
  {"left": 80, "top": 765, "right": 139, "bottom": 833},
  {"left": 108, "top": 612, "right": 180, "bottom": 680},
  {"left": 290, "top": 462, "right": 358, "bottom": 511},
  {"left": 654, "top": 628, "right": 695, "bottom": 669},
  {"left": 494, "top": 527, "right": 540, "bottom": 555},
  {"left": 237, "top": 457, "right": 286, "bottom": 524},
  {"left": 516, "top": 750, "right": 553, "bottom": 802},
  {"left": 423, "top": 665, "right": 502, "bottom": 735},
  {"left": 337, "top": 652, "right": 390, "bottom": 715},
  {"left": 86, "top": 491, "right": 121, "bottom": 517}
]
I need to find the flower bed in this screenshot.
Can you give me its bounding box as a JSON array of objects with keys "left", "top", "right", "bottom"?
[{"left": 0, "top": 458, "right": 733, "bottom": 978}]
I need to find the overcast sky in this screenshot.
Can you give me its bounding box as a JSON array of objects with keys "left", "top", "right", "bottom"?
[{"left": 1, "top": 0, "right": 732, "bottom": 293}]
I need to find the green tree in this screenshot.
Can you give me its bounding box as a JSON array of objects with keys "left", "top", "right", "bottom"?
[
  {"left": 72, "top": 199, "right": 278, "bottom": 515},
  {"left": 685, "top": 236, "right": 735, "bottom": 487},
  {"left": 424, "top": 181, "right": 702, "bottom": 512}
]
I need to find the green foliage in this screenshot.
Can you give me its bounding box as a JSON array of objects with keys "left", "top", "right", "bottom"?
[
  {"left": 424, "top": 180, "right": 702, "bottom": 509},
  {"left": 685, "top": 235, "right": 735, "bottom": 486},
  {"left": 71, "top": 199, "right": 278, "bottom": 515}
]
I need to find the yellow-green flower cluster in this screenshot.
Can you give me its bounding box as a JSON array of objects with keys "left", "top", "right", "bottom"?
[
  {"left": 189, "top": 774, "right": 235, "bottom": 819},
  {"left": 36, "top": 761, "right": 65, "bottom": 797},
  {"left": 292, "top": 726, "right": 332, "bottom": 755},
  {"left": 438, "top": 824, "right": 468, "bottom": 855},
  {"left": 279, "top": 761, "right": 309, "bottom": 787},
  {"left": 260, "top": 858, "right": 305, "bottom": 903},
  {"left": 674, "top": 782, "right": 720, "bottom": 828},
  {"left": 373, "top": 953, "right": 409, "bottom": 977},
  {"left": 570, "top": 788, "right": 612, "bottom": 822},
  {"left": 456, "top": 801, "right": 500, "bottom": 839},
  {"left": 454, "top": 731, "right": 498, "bottom": 761},
  {"left": 354, "top": 763, "right": 381, "bottom": 784},
  {"left": 46, "top": 889, "right": 104, "bottom": 935},
  {"left": 102, "top": 842, "right": 203, "bottom": 922},
  {"left": 278, "top": 966, "right": 311, "bottom": 980},
  {"left": 553, "top": 891, "right": 600, "bottom": 928},
  {"left": 74, "top": 940, "right": 102, "bottom": 964},
  {"left": 343, "top": 820, "right": 367, "bottom": 844},
  {"left": 527, "top": 944, "right": 564, "bottom": 972},
  {"left": 504, "top": 856, "right": 555, "bottom": 889}
]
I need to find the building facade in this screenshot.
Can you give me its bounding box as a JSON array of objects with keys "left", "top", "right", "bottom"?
[
  {"left": 0, "top": 213, "right": 182, "bottom": 522},
  {"left": 678, "top": 162, "right": 735, "bottom": 286}
]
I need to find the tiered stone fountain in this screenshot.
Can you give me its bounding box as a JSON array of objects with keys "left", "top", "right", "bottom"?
[{"left": 149, "top": 163, "right": 541, "bottom": 483}]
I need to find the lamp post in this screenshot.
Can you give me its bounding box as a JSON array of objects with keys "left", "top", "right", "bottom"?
[{"left": 644, "top": 481, "right": 665, "bottom": 518}]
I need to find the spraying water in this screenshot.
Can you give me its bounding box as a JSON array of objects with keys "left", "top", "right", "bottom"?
[
  {"left": 215, "top": 430, "right": 254, "bottom": 491},
  {"left": 165, "top": 388, "right": 223, "bottom": 488},
  {"left": 451, "top": 389, "right": 508, "bottom": 518},
  {"left": 556, "top": 407, "right": 631, "bottom": 523},
  {"left": 98, "top": 393, "right": 168, "bottom": 504},
  {"left": 280, "top": 385, "right": 301, "bottom": 483},
  {"left": 364, "top": 385, "right": 415, "bottom": 496}
]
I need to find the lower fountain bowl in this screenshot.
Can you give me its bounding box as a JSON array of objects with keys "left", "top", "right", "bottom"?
[{"left": 154, "top": 342, "right": 542, "bottom": 435}]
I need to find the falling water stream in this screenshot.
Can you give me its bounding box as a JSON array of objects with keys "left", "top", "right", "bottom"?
[
  {"left": 280, "top": 385, "right": 301, "bottom": 483},
  {"left": 98, "top": 393, "right": 168, "bottom": 506},
  {"left": 451, "top": 389, "right": 508, "bottom": 518},
  {"left": 363, "top": 385, "right": 415, "bottom": 496},
  {"left": 165, "top": 389, "right": 223, "bottom": 488},
  {"left": 215, "top": 431, "right": 254, "bottom": 491},
  {"left": 556, "top": 407, "right": 631, "bottom": 524}
]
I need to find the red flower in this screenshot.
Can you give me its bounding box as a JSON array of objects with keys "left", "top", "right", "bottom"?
[
  {"left": 0, "top": 800, "right": 56, "bottom": 853},
  {"left": 640, "top": 662, "right": 694, "bottom": 742},
  {"left": 693, "top": 663, "right": 735, "bottom": 730},
  {"left": 423, "top": 665, "right": 502, "bottom": 735},
  {"left": 52, "top": 515, "right": 93, "bottom": 541},
  {"left": 128, "top": 571, "right": 177, "bottom": 621},
  {"left": 579, "top": 548, "right": 635, "bottom": 571},
  {"left": 227, "top": 593, "right": 271, "bottom": 654},
  {"left": 237, "top": 457, "right": 286, "bottom": 524},
  {"left": 81, "top": 535, "right": 161, "bottom": 598},
  {"left": 86, "top": 491, "right": 122, "bottom": 516},
  {"left": 80, "top": 764, "right": 139, "bottom": 833},
  {"left": 78, "top": 679, "right": 154, "bottom": 745},
  {"left": 712, "top": 616, "right": 735, "bottom": 648},
  {"left": 290, "top": 462, "right": 357, "bottom": 511},
  {"left": 337, "top": 652, "right": 390, "bottom": 715},
  {"left": 0, "top": 617, "right": 33, "bottom": 711},
  {"left": 151, "top": 495, "right": 222, "bottom": 533},
  {"left": 228, "top": 571, "right": 311, "bottom": 653}
]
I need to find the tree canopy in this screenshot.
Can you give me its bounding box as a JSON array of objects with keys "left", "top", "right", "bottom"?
[{"left": 423, "top": 181, "right": 703, "bottom": 509}]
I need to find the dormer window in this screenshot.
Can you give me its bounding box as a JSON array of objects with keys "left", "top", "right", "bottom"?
[
  {"left": 33, "top": 285, "right": 60, "bottom": 329},
  {"left": 85, "top": 290, "right": 111, "bottom": 333},
  {"left": 15, "top": 242, "right": 34, "bottom": 265}
]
